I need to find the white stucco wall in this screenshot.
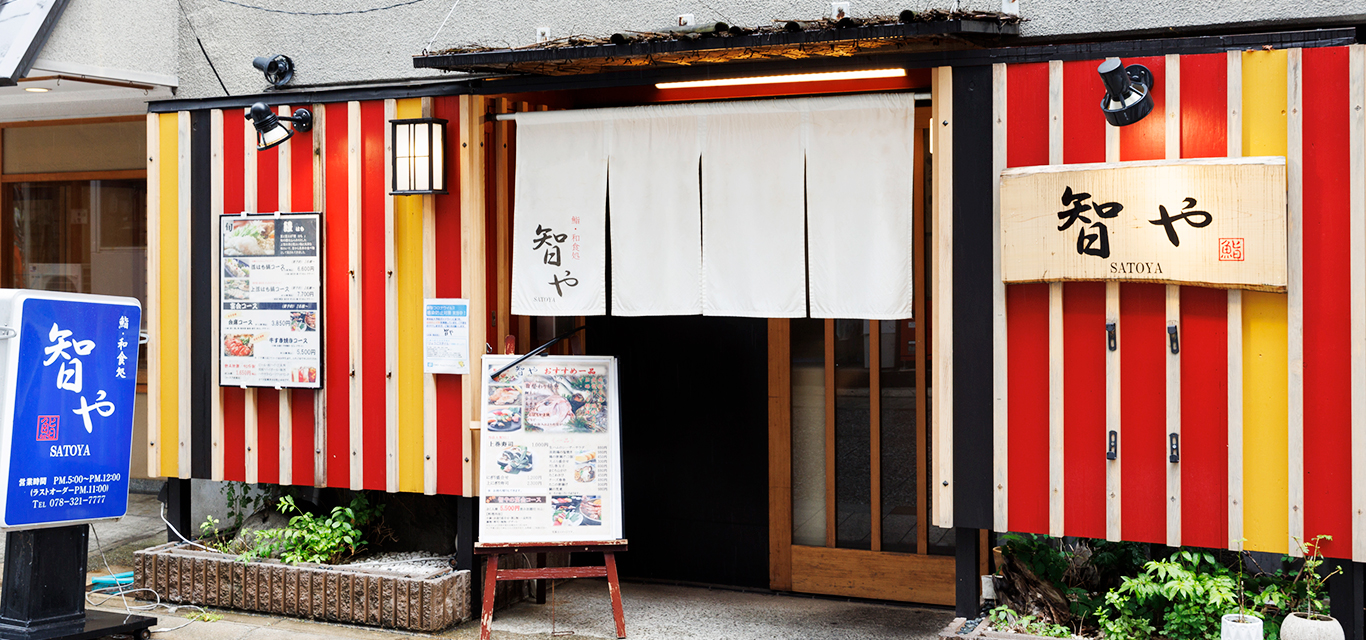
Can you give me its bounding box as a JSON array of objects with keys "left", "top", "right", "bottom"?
[
  {"left": 28, "top": 0, "right": 1362, "bottom": 102},
  {"left": 36, "top": 0, "right": 179, "bottom": 85}
]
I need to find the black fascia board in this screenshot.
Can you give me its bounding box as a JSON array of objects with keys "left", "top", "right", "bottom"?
[
  {"left": 148, "top": 80, "right": 476, "bottom": 114},
  {"left": 413, "top": 19, "right": 1018, "bottom": 73}
]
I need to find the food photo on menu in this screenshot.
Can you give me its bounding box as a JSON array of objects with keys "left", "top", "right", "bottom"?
[
  {"left": 496, "top": 446, "right": 534, "bottom": 474},
  {"left": 486, "top": 408, "right": 522, "bottom": 432},
  {"left": 551, "top": 495, "right": 602, "bottom": 527},
  {"left": 522, "top": 374, "right": 608, "bottom": 433},
  {"left": 574, "top": 450, "right": 596, "bottom": 483},
  {"left": 223, "top": 219, "right": 276, "bottom": 256}
]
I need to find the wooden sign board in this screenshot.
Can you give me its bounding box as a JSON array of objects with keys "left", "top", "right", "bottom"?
[{"left": 1000, "top": 157, "right": 1287, "bottom": 291}]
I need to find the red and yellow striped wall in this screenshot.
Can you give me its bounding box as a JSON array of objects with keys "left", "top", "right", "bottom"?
[
  {"left": 146, "top": 95, "right": 516, "bottom": 496},
  {"left": 994, "top": 45, "right": 1366, "bottom": 560}
]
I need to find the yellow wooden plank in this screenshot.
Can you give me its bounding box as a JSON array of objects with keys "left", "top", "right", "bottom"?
[
  {"left": 394, "top": 97, "right": 425, "bottom": 493},
  {"left": 157, "top": 112, "right": 180, "bottom": 478},
  {"left": 145, "top": 113, "right": 161, "bottom": 479},
  {"left": 1241, "top": 48, "right": 1290, "bottom": 555}
]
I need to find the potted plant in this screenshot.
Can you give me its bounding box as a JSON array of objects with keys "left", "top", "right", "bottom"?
[
  {"left": 1221, "top": 539, "right": 1262, "bottom": 640},
  {"left": 1280, "top": 535, "right": 1344, "bottom": 640}
]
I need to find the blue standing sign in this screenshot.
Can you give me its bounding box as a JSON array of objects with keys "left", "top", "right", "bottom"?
[{"left": 0, "top": 291, "right": 141, "bottom": 528}]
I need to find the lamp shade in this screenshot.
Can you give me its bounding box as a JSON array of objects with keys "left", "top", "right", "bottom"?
[{"left": 391, "top": 117, "right": 448, "bottom": 194}]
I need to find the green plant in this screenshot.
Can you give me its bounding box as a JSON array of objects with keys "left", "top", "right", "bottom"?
[
  {"left": 185, "top": 611, "right": 223, "bottom": 623},
  {"left": 1095, "top": 550, "right": 1237, "bottom": 640},
  {"left": 219, "top": 481, "right": 285, "bottom": 531},
  {"left": 989, "top": 605, "right": 1074, "bottom": 638},
  {"left": 1294, "top": 534, "right": 1340, "bottom": 616},
  {"left": 245, "top": 494, "right": 385, "bottom": 564}
]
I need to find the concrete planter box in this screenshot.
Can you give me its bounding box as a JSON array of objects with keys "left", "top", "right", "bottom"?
[{"left": 133, "top": 542, "right": 470, "bottom": 632}]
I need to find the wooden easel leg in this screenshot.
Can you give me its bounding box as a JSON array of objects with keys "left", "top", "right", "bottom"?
[
  {"left": 604, "top": 552, "right": 625, "bottom": 638},
  {"left": 535, "top": 552, "right": 548, "bottom": 604},
  {"left": 481, "top": 554, "right": 499, "bottom": 640}
]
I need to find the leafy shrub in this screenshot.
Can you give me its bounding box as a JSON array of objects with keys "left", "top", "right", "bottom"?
[
  {"left": 989, "top": 605, "right": 1075, "bottom": 638},
  {"left": 245, "top": 494, "right": 385, "bottom": 564},
  {"left": 1095, "top": 550, "right": 1237, "bottom": 640}
]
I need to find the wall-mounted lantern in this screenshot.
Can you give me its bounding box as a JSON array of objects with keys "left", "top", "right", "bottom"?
[{"left": 390, "top": 117, "right": 448, "bottom": 195}]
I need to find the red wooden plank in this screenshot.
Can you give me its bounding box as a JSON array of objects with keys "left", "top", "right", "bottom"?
[
  {"left": 359, "top": 100, "right": 388, "bottom": 491},
  {"left": 1007, "top": 283, "right": 1050, "bottom": 534},
  {"left": 1180, "top": 286, "right": 1228, "bottom": 549},
  {"left": 287, "top": 129, "right": 316, "bottom": 486},
  {"left": 1119, "top": 56, "right": 1166, "bottom": 162},
  {"left": 256, "top": 389, "right": 279, "bottom": 484},
  {"left": 221, "top": 387, "right": 245, "bottom": 482},
  {"left": 1179, "top": 53, "right": 1228, "bottom": 159},
  {"left": 290, "top": 389, "right": 314, "bottom": 486},
  {"left": 223, "top": 109, "right": 245, "bottom": 214},
  {"left": 1062, "top": 281, "right": 1106, "bottom": 539},
  {"left": 495, "top": 567, "right": 608, "bottom": 580},
  {"left": 433, "top": 96, "right": 463, "bottom": 496},
  {"left": 1120, "top": 283, "right": 1166, "bottom": 544},
  {"left": 1062, "top": 60, "right": 1108, "bottom": 164},
  {"left": 221, "top": 110, "right": 247, "bottom": 483},
  {"left": 322, "top": 102, "right": 351, "bottom": 489},
  {"left": 1006, "top": 62, "right": 1049, "bottom": 169},
  {"left": 1301, "top": 46, "right": 1352, "bottom": 559}
]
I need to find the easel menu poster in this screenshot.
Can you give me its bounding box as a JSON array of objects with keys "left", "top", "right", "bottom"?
[
  {"left": 219, "top": 213, "right": 322, "bottom": 389},
  {"left": 479, "top": 355, "right": 623, "bottom": 543}
]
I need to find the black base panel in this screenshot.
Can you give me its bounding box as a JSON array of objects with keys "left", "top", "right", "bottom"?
[{"left": 0, "top": 610, "right": 156, "bottom": 640}]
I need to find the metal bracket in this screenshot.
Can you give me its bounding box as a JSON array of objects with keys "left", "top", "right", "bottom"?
[
  {"left": 1106, "top": 430, "right": 1118, "bottom": 460},
  {"left": 1168, "top": 324, "right": 1179, "bottom": 354},
  {"left": 1106, "top": 322, "right": 1116, "bottom": 351},
  {"left": 1168, "top": 432, "right": 1180, "bottom": 463},
  {"left": 0, "top": 327, "right": 15, "bottom": 340}
]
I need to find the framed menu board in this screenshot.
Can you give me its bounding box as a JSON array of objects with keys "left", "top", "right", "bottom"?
[
  {"left": 478, "top": 355, "right": 623, "bottom": 543},
  {"left": 219, "top": 213, "right": 322, "bottom": 388}
]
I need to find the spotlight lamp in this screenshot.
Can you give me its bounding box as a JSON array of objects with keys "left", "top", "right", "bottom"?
[
  {"left": 245, "top": 102, "right": 312, "bottom": 151},
  {"left": 390, "top": 117, "right": 448, "bottom": 195},
  {"left": 1098, "top": 57, "right": 1154, "bottom": 127},
  {"left": 253, "top": 54, "right": 295, "bottom": 87}
]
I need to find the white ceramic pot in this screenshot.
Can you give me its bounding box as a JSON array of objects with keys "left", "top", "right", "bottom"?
[
  {"left": 1220, "top": 613, "right": 1263, "bottom": 640},
  {"left": 1280, "top": 612, "right": 1344, "bottom": 640}
]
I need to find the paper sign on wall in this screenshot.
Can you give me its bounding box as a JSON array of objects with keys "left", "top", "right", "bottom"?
[
  {"left": 478, "top": 355, "right": 623, "bottom": 544},
  {"left": 1000, "top": 157, "right": 1287, "bottom": 291},
  {"left": 423, "top": 299, "right": 469, "bottom": 374}
]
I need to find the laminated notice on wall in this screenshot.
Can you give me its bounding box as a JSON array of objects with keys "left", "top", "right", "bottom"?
[
  {"left": 219, "top": 213, "right": 322, "bottom": 388},
  {"left": 423, "top": 299, "right": 469, "bottom": 374},
  {"left": 478, "top": 355, "right": 623, "bottom": 543}
]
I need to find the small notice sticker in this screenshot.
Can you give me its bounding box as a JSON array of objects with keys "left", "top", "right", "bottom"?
[
  {"left": 1219, "top": 238, "right": 1244, "bottom": 262},
  {"left": 36, "top": 416, "right": 58, "bottom": 441}
]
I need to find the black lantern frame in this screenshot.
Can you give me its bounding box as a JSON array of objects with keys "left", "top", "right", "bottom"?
[{"left": 390, "top": 117, "right": 449, "bottom": 195}]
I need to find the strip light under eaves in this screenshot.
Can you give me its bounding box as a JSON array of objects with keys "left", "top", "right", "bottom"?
[{"left": 655, "top": 68, "right": 906, "bottom": 90}]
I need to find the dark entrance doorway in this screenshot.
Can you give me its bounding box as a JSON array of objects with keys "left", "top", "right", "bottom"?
[{"left": 586, "top": 315, "right": 769, "bottom": 588}]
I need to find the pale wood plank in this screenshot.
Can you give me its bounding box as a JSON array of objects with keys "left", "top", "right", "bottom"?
[
  {"left": 824, "top": 318, "right": 836, "bottom": 548},
  {"left": 790, "top": 545, "right": 954, "bottom": 606},
  {"left": 1350, "top": 45, "right": 1366, "bottom": 562},
  {"left": 1106, "top": 281, "right": 1121, "bottom": 541},
  {"left": 210, "top": 109, "right": 225, "bottom": 482},
  {"left": 1167, "top": 284, "right": 1182, "bottom": 548},
  {"left": 1226, "top": 50, "right": 1244, "bottom": 550},
  {"left": 1165, "top": 56, "right": 1182, "bottom": 549},
  {"left": 931, "top": 65, "right": 954, "bottom": 529},
  {"left": 312, "top": 103, "right": 328, "bottom": 488},
  {"left": 348, "top": 101, "right": 364, "bottom": 491},
  {"left": 146, "top": 113, "right": 161, "bottom": 478},
  {"left": 242, "top": 108, "right": 259, "bottom": 484},
  {"left": 278, "top": 105, "right": 293, "bottom": 487},
  {"left": 1286, "top": 48, "right": 1305, "bottom": 555},
  {"left": 1047, "top": 61, "right": 1064, "bottom": 538},
  {"left": 870, "top": 321, "right": 882, "bottom": 552},
  {"left": 767, "top": 318, "right": 793, "bottom": 591},
  {"left": 422, "top": 97, "right": 438, "bottom": 496},
  {"left": 993, "top": 63, "right": 1009, "bottom": 534},
  {"left": 385, "top": 99, "right": 399, "bottom": 493},
  {"left": 1049, "top": 282, "right": 1064, "bottom": 537},
  {"left": 178, "top": 110, "right": 192, "bottom": 479},
  {"left": 495, "top": 98, "right": 512, "bottom": 348}
]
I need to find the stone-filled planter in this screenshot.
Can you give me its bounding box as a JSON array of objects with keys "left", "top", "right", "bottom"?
[
  {"left": 133, "top": 542, "right": 470, "bottom": 632},
  {"left": 939, "top": 617, "right": 1074, "bottom": 640}
]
